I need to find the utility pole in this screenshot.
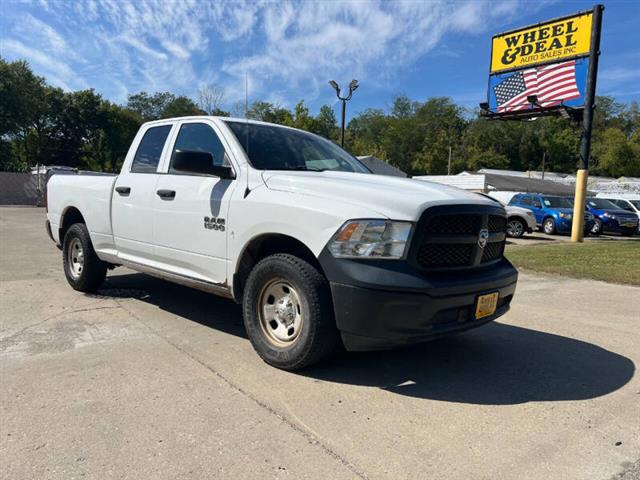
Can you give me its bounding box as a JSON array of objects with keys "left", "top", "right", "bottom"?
[
  {"left": 447, "top": 146, "right": 452, "bottom": 175},
  {"left": 571, "top": 4, "right": 604, "bottom": 242},
  {"left": 328, "top": 80, "right": 359, "bottom": 147},
  {"left": 541, "top": 152, "right": 545, "bottom": 180}
]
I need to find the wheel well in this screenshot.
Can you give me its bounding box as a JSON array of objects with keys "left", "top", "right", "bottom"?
[
  {"left": 59, "top": 207, "right": 85, "bottom": 241},
  {"left": 507, "top": 215, "right": 525, "bottom": 224},
  {"left": 233, "top": 234, "right": 322, "bottom": 303}
]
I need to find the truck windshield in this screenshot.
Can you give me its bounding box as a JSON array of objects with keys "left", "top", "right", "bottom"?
[{"left": 224, "top": 121, "right": 370, "bottom": 173}]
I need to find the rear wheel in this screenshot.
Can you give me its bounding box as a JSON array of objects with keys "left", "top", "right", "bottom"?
[
  {"left": 591, "top": 218, "right": 602, "bottom": 236},
  {"left": 543, "top": 217, "right": 556, "bottom": 235},
  {"left": 506, "top": 217, "right": 526, "bottom": 238},
  {"left": 242, "top": 254, "right": 340, "bottom": 370},
  {"left": 63, "top": 223, "right": 107, "bottom": 292}
]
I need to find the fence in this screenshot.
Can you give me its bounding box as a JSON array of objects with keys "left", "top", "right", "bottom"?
[{"left": 0, "top": 172, "right": 48, "bottom": 206}]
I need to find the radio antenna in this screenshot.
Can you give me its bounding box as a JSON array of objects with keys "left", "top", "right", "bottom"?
[{"left": 243, "top": 72, "right": 251, "bottom": 198}]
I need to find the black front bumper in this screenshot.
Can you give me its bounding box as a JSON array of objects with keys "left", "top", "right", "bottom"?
[{"left": 319, "top": 251, "right": 518, "bottom": 351}]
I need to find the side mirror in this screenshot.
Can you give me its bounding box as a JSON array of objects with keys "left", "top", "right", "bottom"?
[{"left": 172, "top": 150, "right": 235, "bottom": 179}]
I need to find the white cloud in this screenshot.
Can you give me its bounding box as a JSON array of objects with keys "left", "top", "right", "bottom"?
[
  {"left": 0, "top": 0, "right": 564, "bottom": 105},
  {"left": 0, "top": 39, "right": 78, "bottom": 91}
]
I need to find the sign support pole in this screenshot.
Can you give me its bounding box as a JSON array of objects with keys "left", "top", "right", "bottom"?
[{"left": 571, "top": 4, "right": 604, "bottom": 242}]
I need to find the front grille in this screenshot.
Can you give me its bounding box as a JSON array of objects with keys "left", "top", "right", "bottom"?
[
  {"left": 417, "top": 243, "right": 474, "bottom": 268},
  {"left": 425, "top": 214, "right": 481, "bottom": 234},
  {"left": 413, "top": 207, "right": 507, "bottom": 270},
  {"left": 488, "top": 215, "right": 506, "bottom": 232},
  {"left": 481, "top": 241, "right": 504, "bottom": 263}
]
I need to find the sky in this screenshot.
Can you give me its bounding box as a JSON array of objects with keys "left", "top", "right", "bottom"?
[{"left": 1, "top": 0, "right": 639, "bottom": 119}]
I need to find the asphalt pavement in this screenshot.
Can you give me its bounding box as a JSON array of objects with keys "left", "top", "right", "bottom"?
[{"left": 1, "top": 207, "right": 639, "bottom": 479}]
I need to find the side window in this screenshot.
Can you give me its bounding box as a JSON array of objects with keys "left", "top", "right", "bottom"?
[
  {"left": 509, "top": 195, "right": 522, "bottom": 205},
  {"left": 521, "top": 196, "right": 532, "bottom": 206},
  {"left": 170, "top": 123, "right": 228, "bottom": 173},
  {"left": 532, "top": 196, "right": 542, "bottom": 208},
  {"left": 131, "top": 125, "right": 172, "bottom": 173}
]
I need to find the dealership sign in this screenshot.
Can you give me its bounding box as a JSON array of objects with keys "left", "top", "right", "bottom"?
[
  {"left": 491, "top": 11, "right": 593, "bottom": 74},
  {"left": 484, "top": 9, "right": 600, "bottom": 118}
]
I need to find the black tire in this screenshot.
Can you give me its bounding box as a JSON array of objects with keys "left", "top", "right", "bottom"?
[
  {"left": 506, "top": 217, "right": 526, "bottom": 238},
  {"left": 591, "top": 218, "right": 602, "bottom": 236},
  {"left": 242, "top": 254, "right": 340, "bottom": 370},
  {"left": 542, "top": 217, "right": 556, "bottom": 235},
  {"left": 62, "top": 223, "right": 107, "bottom": 292}
]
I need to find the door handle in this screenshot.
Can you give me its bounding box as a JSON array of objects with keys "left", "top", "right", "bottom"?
[
  {"left": 115, "top": 186, "right": 131, "bottom": 195},
  {"left": 156, "top": 189, "right": 176, "bottom": 199}
]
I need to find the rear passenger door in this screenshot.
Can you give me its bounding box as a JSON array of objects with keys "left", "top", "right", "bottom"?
[
  {"left": 112, "top": 123, "right": 173, "bottom": 264},
  {"left": 152, "top": 120, "right": 237, "bottom": 285}
]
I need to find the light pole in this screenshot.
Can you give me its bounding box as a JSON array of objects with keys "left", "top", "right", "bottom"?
[{"left": 329, "top": 79, "right": 359, "bottom": 147}]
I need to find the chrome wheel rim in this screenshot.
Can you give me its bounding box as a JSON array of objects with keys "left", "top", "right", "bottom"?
[
  {"left": 544, "top": 220, "right": 554, "bottom": 234},
  {"left": 67, "top": 237, "right": 84, "bottom": 279},
  {"left": 258, "top": 278, "right": 303, "bottom": 346},
  {"left": 507, "top": 220, "right": 524, "bottom": 237},
  {"left": 591, "top": 220, "right": 600, "bottom": 233}
]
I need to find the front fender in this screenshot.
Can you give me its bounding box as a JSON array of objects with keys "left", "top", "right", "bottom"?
[{"left": 227, "top": 188, "right": 384, "bottom": 275}]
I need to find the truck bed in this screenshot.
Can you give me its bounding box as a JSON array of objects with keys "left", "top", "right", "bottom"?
[{"left": 47, "top": 173, "right": 118, "bottom": 252}]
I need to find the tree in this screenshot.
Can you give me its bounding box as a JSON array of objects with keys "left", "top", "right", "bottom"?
[
  {"left": 197, "top": 84, "right": 228, "bottom": 116},
  {"left": 246, "top": 101, "right": 293, "bottom": 125},
  {"left": 160, "top": 96, "right": 204, "bottom": 118},
  {"left": 311, "top": 105, "right": 338, "bottom": 140},
  {"left": 390, "top": 94, "right": 418, "bottom": 118},
  {"left": 126, "top": 92, "right": 175, "bottom": 121},
  {"left": 0, "top": 57, "right": 47, "bottom": 170},
  {"left": 592, "top": 127, "right": 640, "bottom": 177}
]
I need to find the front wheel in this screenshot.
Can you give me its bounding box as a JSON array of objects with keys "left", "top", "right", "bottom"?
[
  {"left": 63, "top": 223, "right": 107, "bottom": 292},
  {"left": 506, "top": 218, "right": 526, "bottom": 238},
  {"left": 591, "top": 218, "right": 602, "bottom": 236},
  {"left": 242, "top": 254, "right": 341, "bottom": 370},
  {"left": 543, "top": 217, "right": 556, "bottom": 235}
]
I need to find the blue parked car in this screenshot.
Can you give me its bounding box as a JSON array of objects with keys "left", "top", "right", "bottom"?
[
  {"left": 583, "top": 197, "right": 639, "bottom": 236},
  {"left": 509, "top": 193, "right": 595, "bottom": 235}
]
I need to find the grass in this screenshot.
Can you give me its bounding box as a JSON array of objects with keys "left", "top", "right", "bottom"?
[{"left": 505, "top": 240, "right": 640, "bottom": 286}]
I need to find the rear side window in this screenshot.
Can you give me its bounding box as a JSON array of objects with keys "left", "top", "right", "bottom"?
[
  {"left": 170, "top": 123, "right": 228, "bottom": 172},
  {"left": 131, "top": 125, "right": 172, "bottom": 173}
]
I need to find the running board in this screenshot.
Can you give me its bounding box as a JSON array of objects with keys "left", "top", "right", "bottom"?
[{"left": 119, "top": 259, "right": 233, "bottom": 299}]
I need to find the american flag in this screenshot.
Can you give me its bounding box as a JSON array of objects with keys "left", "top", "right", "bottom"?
[{"left": 493, "top": 60, "right": 581, "bottom": 113}]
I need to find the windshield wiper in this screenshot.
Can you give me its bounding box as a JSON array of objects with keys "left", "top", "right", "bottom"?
[{"left": 285, "top": 165, "right": 328, "bottom": 172}]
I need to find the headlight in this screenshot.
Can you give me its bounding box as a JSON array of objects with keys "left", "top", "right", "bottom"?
[
  {"left": 559, "top": 212, "right": 572, "bottom": 220},
  {"left": 603, "top": 212, "right": 615, "bottom": 219},
  {"left": 328, "top": 220, "right": 412, "bottom": 259}
]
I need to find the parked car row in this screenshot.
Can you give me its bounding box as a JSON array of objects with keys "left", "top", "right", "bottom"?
[{"left": 507, "top": 193, "right": 639, "bottom": 237}]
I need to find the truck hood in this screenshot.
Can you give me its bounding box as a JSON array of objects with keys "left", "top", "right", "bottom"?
[
  {"left": 261, "top": 171, "right": 498, "bottom": 220},
  {"left": 506, "top": 205, "right": 534, "bottom": 217}
]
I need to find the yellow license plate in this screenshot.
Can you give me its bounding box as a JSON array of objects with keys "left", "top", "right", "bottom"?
[{"left": 475, "top": 292, "right": 499, "bottom": 319}]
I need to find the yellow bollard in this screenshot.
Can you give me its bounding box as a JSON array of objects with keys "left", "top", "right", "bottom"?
[{"left": 571, "top": 169, "right": 589, "bottom": 242}]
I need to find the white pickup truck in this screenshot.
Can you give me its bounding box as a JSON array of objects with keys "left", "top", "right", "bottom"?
[{"left": 46, "top": 116, "right": 518, "bottom": 370}]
